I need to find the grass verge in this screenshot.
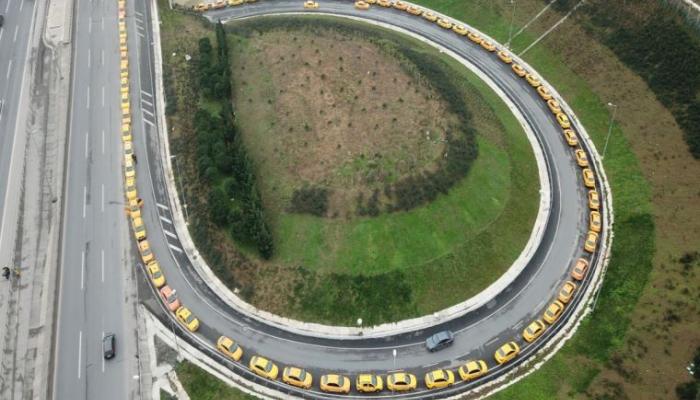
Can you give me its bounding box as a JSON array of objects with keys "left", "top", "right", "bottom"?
[{"left": 176, "top": 361, "right": 259, "bottom": 400}]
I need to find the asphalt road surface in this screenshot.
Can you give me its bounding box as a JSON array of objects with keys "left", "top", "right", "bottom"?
[
  {"left": 70, "top": 0, "right": 606, "bottom": 398},
  {"left": 51, "top": 0, "right": 138, "bottom": 398}
]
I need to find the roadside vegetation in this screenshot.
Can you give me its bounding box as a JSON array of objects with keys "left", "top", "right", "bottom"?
[
  {"left": 158, "top": 4, "right": 539, "bottom": 325},
  {"left": 407, "top": 0, "right": 698, "bottom": 398},
  {"left": 176, "top": 361, "right": 258, "bottom": 400}
]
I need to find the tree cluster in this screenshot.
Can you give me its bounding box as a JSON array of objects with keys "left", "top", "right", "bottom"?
[
  {"left": 197, "top": 22, "right": 231, "bottom": 100},
  {"left": 194, "top": 24, "right": 273, "bottom": 259}
]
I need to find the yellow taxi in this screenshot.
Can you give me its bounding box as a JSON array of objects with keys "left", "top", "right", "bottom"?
[
  {"left": 194, "top": 3, "right": 209, "bottom": 12},
  {"left": 175, "top": 306, "right": 200, "bottom": 332},
  {"left": 393, "top": 0, "right": 408, "bottom": 10},
  {"left": 480, "top": 40, "right": 496, "bottom": 52},
  {"left": 556, "top": 112, "right": 571, "bottom": 129},
  {"left": 123, "top": 140, "right": 134, "bottom": 162},
  {"left": 282, "top": 366, "right": 313, "bottom": 389},
  {"left": 558, "top": 281, "right": 577, "bottom": 304},
  {"left": 574, "top": 149, "right": 589, "bottom": 167},
  {"left": 452, "top": 24, "right": 468, "bottom": 36},
  {"left": 216, "top": 335, "right": 243, "bottom": 361},
  {"left": 354, "top": 0, "right": 369, "bottom": 10},
  {"left": 122, "top": 123, "right": 132, "bottom": 142},
  {"left": 543, "top": 300, "right": 565, "bottom": 324},
  {"left": 525, "top": 73, "right": 541, "bottom": 87},
  {"left": 125, "top": 177, "right": 138, "bottom": 201},
  {"left": 467, "top": 31, "right": 481, "bottom": 44},
  {"left": 437, "top": 18, "right": 453, "bottom": 29},
  {"left": 320, "top": 374, "right": 351, "bottom": 394},
  {"left": 364, "top": 0, "right": 376, "bottom": 4},
  {"left": 584, "top": 231, "right": 599, "bottom": 253},
  {"left": 494, "top": 341, "right": 520, "bottom": 364},
  {"left": 212, "top": 0, "right": 226, "bottom": 9},
  {"left": 377, "top": 0, "right": 391, "bottom": 7},
  {"left": 120, "top": 78, "right": 129, "bottom": 95},
  {"left": 356, "top": 374, "right": 383, "bottom": 393},
  {"left": 511, "top": 63, "right": 527, "bottom": 77},
  {"left": 303, "top": 0, "right": 319, "bottom": 9},
  {"left": 249, "top": 356, "right": 279, "bottom": 380},
  {"left": 146, "top": 260, "right": 165, "bottom": 288},
  {"left": 126, "top": 197, "right": 142, "bottom": 219},
  {"left": 582, "top": 168, "right": 596, "bottom": 188},
  {"left": 522, "top": 319, "right": 546, "bottom": 343},
  {"left": 588, "top": 189, "right": 600, "bottom": 210},
  {"left": 387, "top": 372, "right": 417, "bottom": 392},
  {"left": 497, "top": 50, "right": 512, "bottom": 63},
  {"left": 590, "top": 210, "right": 602, "bottom": 233},
  {"left": 458, "top": 360, "right": 488, "bottom": 381},
  {"left": 571, "top": 257, "right": 589, "bottom": 281},
  {"left": 422, "top": 11, "right": 438, "bottom": 22},
  {"left": 537, "top": 85, "right": 552, "bottom": 100},
  {"left": 563, "top": 129, "right": 578, "bottom": 146},
  {"left": 228, "top": 0, "right": 244, "bottom": 5},
  {"left": 124, "top": 158, "right": 136, "bottom": 179},
  {"left": 425, "top": 369, "right": 454, "bottom": 390},
  {"left": 121, "top": 91, "right": 129, "bottom": 107},
  {"left": 138, "top": 239, "right": 154, "bottom": 264},
  {"left": 547, "top": 99, "right": 561, "bottom": 114},
  {"left": 406, "top": 5, "right": 422, "bottom": 15},
  {"left": 132, "top": 216, "right": 146, "bottom": 241}
]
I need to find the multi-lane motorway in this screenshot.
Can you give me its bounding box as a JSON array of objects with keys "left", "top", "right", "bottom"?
[
  {"left": 51, "top": 0, "right": 138, "bottom": 397},
  {"left": 117, "top": 0, "right": 610, "bottom": 398}
]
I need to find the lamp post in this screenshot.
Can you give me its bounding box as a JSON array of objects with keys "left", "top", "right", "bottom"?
[
  {"left": 170, "top": 154, "right": 189, "bottom": 224},
  {"left": 602, "top": 102, "right": 618, "bottom": 160},
  {"left": 392, "top": 349, "right": 397, "bottom": 369},
  {"left": 507, "top": 1, "right": 517, "bottom": 49}
]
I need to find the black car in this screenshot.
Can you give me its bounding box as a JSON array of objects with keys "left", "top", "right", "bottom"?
[
  {"left": 425, "top": 330, "right": 454, "bottom": 352},
  {"left": 0, "top": 15, "right": 4, "bottom": 28},
  {"left": 103, "top": 333, "right": 116, "bottom": 359}
]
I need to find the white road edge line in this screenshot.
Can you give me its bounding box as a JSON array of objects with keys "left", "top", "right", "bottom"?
[
  {"left": 81, "top": 251, "right": 85, "bottom": 290},
  {"left": 82, "top": 186, "right": 87, "bottom": 218},
  {"left": 77, "top": 331, "right": 82, "bottom": 379}
]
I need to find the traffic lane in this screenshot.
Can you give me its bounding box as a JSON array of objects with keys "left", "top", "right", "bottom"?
[
  {"left": 197, "top": 1, "right": 589, "bottom": 349},
  {"left": 135, "top": 0, "right": 594, "bottom": 371}
]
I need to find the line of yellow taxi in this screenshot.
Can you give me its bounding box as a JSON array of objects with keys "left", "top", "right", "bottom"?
[
  {"left": 118, "top": 0, "right": 201, "bottom": 335},
  {"left": 193, "top": 0, "right": 259, "bottom": 13}
]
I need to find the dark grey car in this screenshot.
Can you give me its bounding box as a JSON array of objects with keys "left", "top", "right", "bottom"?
[
  {"left": 103, "top": 333, "right": 116, "bottom": 359},
  {"left": 425, "top": 330, "right": 454, "bottom": 352}
]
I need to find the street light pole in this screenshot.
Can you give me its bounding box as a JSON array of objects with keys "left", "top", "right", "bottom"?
[
  {"left": 507, "top": 1, "right": 516, "bottom": 49},
  {"left": 602, "top": 102, "right": 618, "bottom": 160},
  {"left": 170, "top": 154, "right": 189, "bottom": 224},
  {"left": 392, "top": 349, "right": 397, "bottom": 369}
]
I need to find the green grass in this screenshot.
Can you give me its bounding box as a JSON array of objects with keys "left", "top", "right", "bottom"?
[
  {"left": 398, "top": 1, "right": 655, "bottom": 397},
  {"left": 176, "top": 361, "right": 259, "bottom": 400}
]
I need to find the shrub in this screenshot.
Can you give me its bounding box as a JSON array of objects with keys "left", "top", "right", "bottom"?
[{"left": 288, "top": 186, "right": 329, "bottom": 217}]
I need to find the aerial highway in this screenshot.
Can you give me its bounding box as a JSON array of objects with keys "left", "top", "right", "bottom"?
[
  {"left": 50, "top": 0, "right": 139, "bottom": 397},
  {"left": 117, "top": 0, "right": 612, "bottom": 398}
]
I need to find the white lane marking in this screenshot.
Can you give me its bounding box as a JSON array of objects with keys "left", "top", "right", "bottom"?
[
  {"left": 82, "top": 186, "right": 87, "bottom": 218},
  {"left": 137, "top": 32, "right": 145, "bottom": 38},
  {"left": 101, "top": 331, "right": 105, "bottom": 372},
  {"left": 84, "top": 132, "right": 88, "bottom": 159},
  {"left": 167, "top": 243, "right": 183, "bottom": 253},
  {"left": 140, "top": 90, "right": 152, "bottom": 98},
  {"left": 141, "top": 108, "right": 154, "bottom": 117},
  {"left": 101, "top": 86, "right": 105, "bottom": 107},
  {"left": 142, "top": 98, "right": 153, "bottom": 107},
  {"left": 163, "top": 230, "right": 177, "bottom": 239},
  {"left": 156, "top": 202, "right": 169, "bottom": 210},
  {"left": 80, "top": 251, "right": 85, "bottom": 290},
  {"left": 4, "top": 0, "right": 10, "bottom": 13},
  {"left": 0, "top": 29, "right": 4, "bottom": 42},
  {"left": 18, "top": 0, "right": 22, "bottom": 12},
  {"left": 88, "top": 17, "right": 92, "bottom": 34},
  {"left": 77, "top": 331, "right": 82, "bottom": 379},
  {"left": 86, "top": 86, "right": 90, "bottom": 109},
  {"left": 101, "top": 250, "right": 104, "bottom": 283},
  {"left": 159, "top": 215, "right": 172, "bottom": 224},
  {"left": 5, "top": 60, "right": 12, "bottom": 80},
  {"left": 485, "top": 337, "right": 500, "bottom": 347},
  {"left": 12, "top": 25, "right": 18, "bottom": 42},
  {"left": 87, "top": 48, "right": 91, "bottom": 68},
  {"left": 135, "top": 10, "right": 143, "bottom": 16},
  {"left": 101, "top": 130, "right": 105, "bottom": 154},
  {"left": 101, "top": 16, "right": 104, "bottom": 31},
  {"left": 143, "top": 118, "right": 155, "bottom": 127},
  {"left": 101, "top": 184, "right": 105, "bottom": 212},
  {"left": 101, "top": 49, "right": 104, "bottom": 66}
]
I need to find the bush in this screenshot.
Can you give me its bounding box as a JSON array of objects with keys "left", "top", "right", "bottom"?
[{"left": 288, "top": 186, "right": 329, "bottom": 216}]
